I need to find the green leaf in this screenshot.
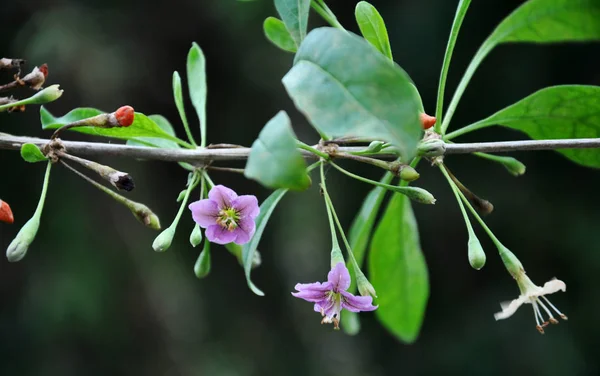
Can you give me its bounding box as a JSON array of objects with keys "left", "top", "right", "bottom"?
[
  {"left": 187, "top": 42, "right": 207, "bottom": 146},
  {"left": 456, "top": 85, "right": 600, "bottom": 168},
  {"left": 20, "top": 143, "right": 47, "bottom": 163},
  {"left": 241, "top": 189, "right": 288, "bottom": 296},
  {"left": 40, "top": 107, "right": 186, "bottom": 145},
  {"left": 263, "top": 17, "right": 297, "bottom": 53},
  {"left": 282, "top": 27, "right": 423, "bottom": 160},
  {"left": 369, "top": 193, "right": 429, "bottom": 343},
  {"left": 127, "top": 115, "right": 179, "bottom": 148},
  {"left": 355, "top": 1, "right": 392, "bottom": 60},
  {"left": 245, "top": 111, "right": 311, "bottom": 190},
  {"left": 442, "top": 0, "right": 600, "bottom": 134},
  {"left": 274, "top": 0, "right": 311, "bottom": 48}
]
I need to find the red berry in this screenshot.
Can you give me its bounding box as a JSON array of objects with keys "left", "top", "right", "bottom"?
[
  {"left": 38, "top": 63, "right": 49, "bottom": 78},
  {"left": 419, "top": 113, "right": 436, "bottom": 129},
  {"left": 0, "top": 199, "right": 14, "bottom": 224},
  {"left": 115, "top": 105, "right": 135, "bottom": 127}
]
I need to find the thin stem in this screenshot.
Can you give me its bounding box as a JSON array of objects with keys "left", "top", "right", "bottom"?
[
  {"left": 444, "top": 120, "right": 493, "bottom": 140},
  {"left": 168, "top": 171, "right": 201, "bottom": 230},
  {"left": 206, "top": 166, "right": 245, "bottom": 174},
  {"left": 297, "top": 141, "right": 329, "bottom": 159},
  {"left": 202, "top": 170, "right": 215, "bottom": 189},
  {"left": 435, "top": 0, "right": 472, "bottom": 134},
  {"left": 439, "top": 162, "right": 476, "bottom": 237},
  {"left": 60, "top": 160, "right": 125, "bottom": 204},
  {"left": 33, "top": 161, "right": 52, "bottom": 218},
  {"left": 311, "top": 0, "right": 344, "bottom": 30},
  {"left": 333, "top": 151, "right": 391, "bottom": 171},
  {"left": 320, "top": 162, "right": 342, "bottom": 255}
]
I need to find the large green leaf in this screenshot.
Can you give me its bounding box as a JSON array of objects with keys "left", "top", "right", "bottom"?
[
  {"left": 341, "top": 171, "right": 393, "bottom": 334},
  {"left": 245, "top": 111, "right": 311, "bottom": 190},
  {"left": 242, "top": 189, "right": 288, "bottom": 296},
  {"left": 40, "top": 107, "right": 183, "bottom": 144},
  {"left": 282, "top": 27, "right": 423, "bottom": 161},
  {"left": 369, "top": 193, "right": 429, "bottom": 343},
  {"left": 457, "top": 85, "right": 600, "bottom": 168},
  {"left": 128, "top": 115, "right": 179, "bottom": 148},
  {"left": 187, "top": 42, "right": 207, "bottom": 145},
  {"left": 263, "top": 17, "right": 297, "bottom": 53},
  {"left": 274, "top": 0, "right": 311, "bottom": 48},
  {"left": 355, "top": 1, "right": 392, "bottom": 60}
]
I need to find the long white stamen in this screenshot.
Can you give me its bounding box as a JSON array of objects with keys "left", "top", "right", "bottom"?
[
  {"left": 533, "top": 302, "right": 546, "bottom": 325},
  {"left": 536, "top": 298, "right": 556, "bottom": 323},
  {"left": 541, "top": 295, "right": 566, "bottom": 318},
  {"left": 532, "top": 304, "right": 541, "bottom": 327}
]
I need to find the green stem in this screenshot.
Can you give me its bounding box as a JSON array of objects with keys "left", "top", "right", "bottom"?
[
  {"left": 444, "top": 119, "right": 494, "bottom": 140},
  {"left": 168, "top": 171, "right": 201, "bottom": 230},
  {"left": 438, "top": 162, "right": 476, "bottom": 238},
  {"left": 33, "top": 161, "right": 52, "bottom": 218},
  {"left": 311, "top": 0, "right": 344, "bottom": 30},
  {"left": 202, "top": 170, "right": 215, "bottom": 189},
  {"left": 297, "top": 141, "right": 330, "bottom": 159},
  {"left": 435, "top": 0, "right": 472, "bottom": 134},
  {"left": 320, "top": 162, "right": 344, "bottom": 265}
]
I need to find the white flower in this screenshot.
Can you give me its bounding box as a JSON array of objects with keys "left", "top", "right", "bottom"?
[{"left": 494, "top": 275, "right": 567, "bottom": 334}]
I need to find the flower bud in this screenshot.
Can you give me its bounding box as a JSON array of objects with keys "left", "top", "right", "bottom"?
[
  {"left": 356, "top": 272, "right": 377, "bottom": 298},
  {"left": 115, "top": 105, "right": 134, "bottom": 127},
  {"left": 194, "top": 242, "right": 211, "bottom": 278},
  {"left": 366, "top": 141, "right": 385, "bottom": 153},
  {"left": 468, "top": 235, "right": 486, "bottom": 270},
  {"left": 26, "top": 84, "right": 63, "bottom": 104},
  {"left": 6, "top": 216, "right": 40, "bottom": 262},
  {"left": 399, "top": 166, "right": 420, "bottom": 182},
  {"left": 131, "top": 202, "right": 161, "bottom": 230},
  {"left": 176, "top": 189, "right": 186, "bottom": 202},
  {"left": 152, "top": 227, "right": 175, "bottom": 252},
  {"left": 502, "top": 157, "right": 526, "bottom": 176},
  {"left": 0, "top": 199, "right": 14, "bottom": 224},
  {"left": 419, "top": 113, "right": 436, "bottom": 129},
  {"left": 417, "top": 139, "right": 446, "bottom": 157},
  {"left": 190, "top": 224, "right": 203, "bottom": 247},
  {"left": 403, "top": 186, "right": 436, "bottom": 205}
]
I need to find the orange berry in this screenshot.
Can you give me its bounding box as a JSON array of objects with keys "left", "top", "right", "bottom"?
[
  {"left": 419, "top": 113, "right": 436, "bottom": 129},
  {"left": 0, "top": 199, "right": 14, "bottom": 224},
  {"left": 115, "top": 105, "right": 135, "bottom": 127}
]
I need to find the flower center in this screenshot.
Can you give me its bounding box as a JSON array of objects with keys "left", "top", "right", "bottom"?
[{"left": 216, "top": 207, "right": 240, "bottom": 231}]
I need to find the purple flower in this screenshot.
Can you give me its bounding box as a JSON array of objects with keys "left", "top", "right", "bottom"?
[
  {"left": 189, "top": 185, "right": 260, "bottom": 245},
  {"left": 292, "top": 262, "right": 377, "bottom": 329}
]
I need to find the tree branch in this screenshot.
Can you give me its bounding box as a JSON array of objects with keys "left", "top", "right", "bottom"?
[{"left": 1, "top": 133, "right": 599, "bottom": 163}]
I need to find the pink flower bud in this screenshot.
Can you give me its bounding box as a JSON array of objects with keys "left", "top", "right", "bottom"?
[
  {"left": 0, "top": 199, "right": 14, "bottom": 224},
  {"left": 419, "top": 113, "right": 436, "bottom": 129}
]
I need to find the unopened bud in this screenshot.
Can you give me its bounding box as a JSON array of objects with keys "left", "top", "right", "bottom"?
[
  {"left": 176, "top": 189, "right": 186, "bottom": 202},
  {"left": 502, "top": 157, "right": 526, "bottom": 176},
  {"left": 468, "top": 235, "right": 486, "bottom": 270},
  {"left": 417, "top": 139, "right": 446, "bottom": 157},
  {"left": 0, "top": 199, "right": 14, "bottom": 224},
  {"left": 26, "top": 84, "right": 63, "bottom": 104},
  {"left": 194, "top": 242, "right": 211, "bottom": 278},
  {"left": 21, "top": 64, "right": 47, "bottom": 90},
  {"left": 6, "top": 216, "right": 40, "bottom": 262},
  {"left": 114, "top": 105, "right": 134, "bottom": 127},
  {"left": 190, "top": 224, "right": 203, "bottom": 247},
  {"left": 356, "top": 272, "right": 377, "bottom": 298},
  {"left": 398, "top": 165, "right": 420, "bottom": 182},
  {"left": 131, "top": 202, "right": 161, "bottom": 230},
  {"left": 152, "top": 227, "right": 175, "bottom": 252},
  {"left": 403, "top": 186, "right": 436, "bottom": 205},
  {"left": 419, "top": 113, "right": 436, "bottom": 129},
  {"left": 366, "top": 141, "right": 385, "bottom": 153}
]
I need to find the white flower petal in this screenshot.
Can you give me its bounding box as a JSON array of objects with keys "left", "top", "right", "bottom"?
[
  {"left": 540, "top": 278, "right": 566, "bottom": 295},
  {"left": 494, "top": 297, "right": 526, "bottom": 321}
]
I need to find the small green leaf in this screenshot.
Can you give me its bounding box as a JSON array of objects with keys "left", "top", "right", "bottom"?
[
  {"left": 40, "top": 107, "right": 185, "bottom": 145},
  {"left": 127, "top": 115, "right": 179, "bottom": 149},
  {"left": 355, "top": 1, "right": 392, "bottom": 60},
  {"left": 274, "top": 0, "right": 311, "bottom": 48},
  {"left": 194, "top": 239, "right": 211, "bottom": 278},
  {"left": 245, "top": 111, "right": 311, "bottom": 190},
  {"left": 20, "top": 143, "right": 47, "bottom": 163},
  {"left": 369, "top": 194, "right": 429, "bottom": 343},
  {"left": 263, "top": 17, "right": 297, "bottom": 53},
  {"left": 187, "top": 42, "right": 207, "bottom": 146},
  {"left": 241, "top": 189, "right": 288, "bottom": 296},
  {"left": 463, "top": 85, "right": 600, "bottom": 168},
  {"left": 283, "top": 28, "right": 423, "bottom": 160}
]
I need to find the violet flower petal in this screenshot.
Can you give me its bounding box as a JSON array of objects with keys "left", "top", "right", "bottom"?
[
  {"left": 232, "top": 217, "right": 256, "bottom": 245},
  {"left": 205, "top": 224, "right": 237, "bottom": 245},
  {"left": 208, "top": 185, "right": 238, "bottom": 209},
  {"left": 328, "top": 262, "right": 351, "bottom": 292},
  {"left": 189, "top": 199, "right": 220, "bottom": 228},
  {"left": 341, "top": 291, "right": 378, "bottom": 312},
  {"left": 233, "top": 195, "right": 260, "bottom": 219}
]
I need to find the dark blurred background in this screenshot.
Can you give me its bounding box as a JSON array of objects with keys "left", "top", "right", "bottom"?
[{"left": 1, "top": 0, "right": 599, "bottom": 375}]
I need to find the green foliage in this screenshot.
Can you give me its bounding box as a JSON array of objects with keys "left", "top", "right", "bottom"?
[
  {"left": 263, "top": 17, "right": 297, "bottom": 53},
  {"left": 245, "top": 111, "right": 311, "bottom": 190},
  {"left": 242, "top": 188, "right": 288, "bottom": 296},
  {"left": 187, "top": 42, "right": 208, "bottom": 146},
  {"left": 20, "top": 143, "right": 47, "bottom": 163},
  {"left": 369, "top": 194, "right": 429, "bottom": 343},
  {"left": 40, "top": 107, "right": 185, "bottom": 145},
  {"left": 461, "top": 85, "right": 600, "bottom": 168},
  {"left": 354, "top": 1, "right": 392, "bottom": 60},
  {"left": 274, "top": 0, "right": 311, "bottom": 48},
  {"left": 282, "top": 27, "right": 423, "bottom": 160}
]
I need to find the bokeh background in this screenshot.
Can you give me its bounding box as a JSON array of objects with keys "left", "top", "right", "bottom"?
[{"left": 1, "top": 0, "right": 599, "bottom": 375}]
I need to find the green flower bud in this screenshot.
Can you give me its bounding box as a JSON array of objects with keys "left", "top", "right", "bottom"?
[
  {"left": 403, "top": 186, "right": 436, "bottom": 205},
  {"left": 399, "top": 166, "right": 420, "bottom": 182},
  {"left": 356, "top": 272, "right": 377, "bottom": 298},
  {"left": 467, "top": 235, "right": 486, "bottom": 270},
  {"left": 502, "top": 157, "right": 526, "bottom": 176},
  {"left": 131, "top": 202, "right": 161, "bottom": 230},
  {"left": 366, "top": 141, "right": 385, "bottom": 153},
  {"left": 194, "top": 241, "right": 211, "bottom": 278},
  {"left": 27, "top": 84, "right": 63, "bottom": 104},
  {"left": 6, "top": 216, "right": 40, "bottom": 262},
  {"left": 176, "top": 189, "right": 186, "bottom": 202},
  {"left": 152, "top": 227, "right": 175, "bottom": 252},
  {"left": 190, "top": 224, "right": 203, "bottom": 247},
  {"left": 417, "top": 139, "right": 445, "bottom": 157}
]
